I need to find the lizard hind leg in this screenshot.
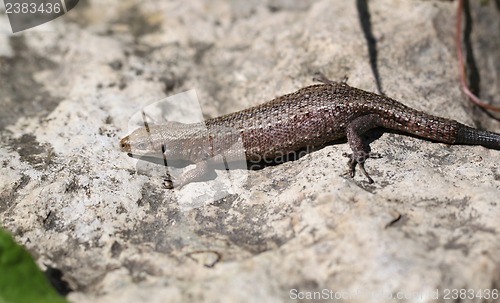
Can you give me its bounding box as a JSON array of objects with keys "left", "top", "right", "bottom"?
[{"left": 344, "top": 114, "right": 383, "bottom": 183}]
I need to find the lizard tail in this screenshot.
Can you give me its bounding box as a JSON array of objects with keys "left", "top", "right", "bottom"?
[{"left": 455, "top": 124, "right": 500, "bottom": 150}]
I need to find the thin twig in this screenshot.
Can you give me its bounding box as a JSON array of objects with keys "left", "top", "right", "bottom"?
[{"left": 456, "top": 0, "right": 500, "bottom": 112}]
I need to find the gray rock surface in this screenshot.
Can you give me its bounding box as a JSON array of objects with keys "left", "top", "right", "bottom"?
[{"left": 1, "top": 1, "right": 499, "bottom": 302}]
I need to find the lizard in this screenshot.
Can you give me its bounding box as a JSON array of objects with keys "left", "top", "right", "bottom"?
[{"left": 120, "top": 74, "right": 500, "bottom": 189}]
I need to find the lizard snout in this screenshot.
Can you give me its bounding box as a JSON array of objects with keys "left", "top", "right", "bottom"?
[{"left": 119, "top": 136, "right": 131, "bottom": 152}]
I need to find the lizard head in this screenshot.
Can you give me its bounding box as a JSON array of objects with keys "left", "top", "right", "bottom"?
[
  {"left": 120, "top": 126, "right": 163, "bottom": 156},
  {"left": 119, "top": 124, "right": 193, "bottom": 161},
  {"left": 121, "top": 121, "right": 226, "bottom": 164}
]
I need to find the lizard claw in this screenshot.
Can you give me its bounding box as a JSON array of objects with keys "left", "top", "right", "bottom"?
[
  {"left": 163, "top": 173, "right": 177, "bottom": 189},
  {"left": 357, "top": 161, "right": 374, "bottom": 184},
  {"left": 342, "top": 152, "right": 381, "bottom": 183},
  {"left": 164, "top": 180, "right": 174, "bottom": 189}
]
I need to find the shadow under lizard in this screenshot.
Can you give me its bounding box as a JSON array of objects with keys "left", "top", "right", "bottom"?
[{"left": 120, "top": 75, "right": 500, "bottom": 188}]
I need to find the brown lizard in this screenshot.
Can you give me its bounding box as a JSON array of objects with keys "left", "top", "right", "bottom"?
[{"left": 120, "top": 75, "right": 500, "bottom": 188}]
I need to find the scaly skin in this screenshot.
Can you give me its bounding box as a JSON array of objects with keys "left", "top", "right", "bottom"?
[{"left": 120, "top": 79, "right": 500, "bottom": 188}]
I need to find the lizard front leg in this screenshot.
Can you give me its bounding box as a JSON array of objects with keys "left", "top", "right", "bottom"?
[
  {"left": 164, "top": 160, "right": 217, "bottom": 189},
  {"left": 345, "top": 114, "right": 383, "bottom": 183}
]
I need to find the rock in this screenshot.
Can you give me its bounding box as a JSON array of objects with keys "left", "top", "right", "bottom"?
[{"left": 0, "top": 1, "right": 499, "bottom": 302}]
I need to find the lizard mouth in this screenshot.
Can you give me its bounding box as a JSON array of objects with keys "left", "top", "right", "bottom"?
[
  {"left": 125, "top": 152, "right": 149, "bottom": 160},
  {"left": 125, "top": 151, "right": 164, "bottom": 160}
]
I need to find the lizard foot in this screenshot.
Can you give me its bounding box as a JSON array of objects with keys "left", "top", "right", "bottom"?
[
  {"left": 164, "top": 179, "right": 174, "bottom": 189},
  {"left": 342, "top": 152, "right": 382, "bottom": 183},
  {"left": 163, "top": 173, "right": 177, "bottom": 189}
]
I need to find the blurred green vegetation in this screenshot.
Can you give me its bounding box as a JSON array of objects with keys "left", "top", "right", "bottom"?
[{"left": 0, "top": 228, "right": 68, "bottom": 303}]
